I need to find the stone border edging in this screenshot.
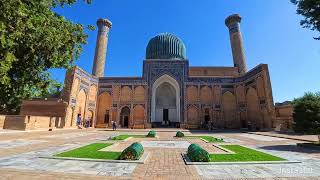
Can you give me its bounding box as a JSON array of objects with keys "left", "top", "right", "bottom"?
[
  {"left": 181, "top": 154, "right": 300, "bottom": 165},
  {"left": 212, "top": 144, "right": 236, "bottom": 154},
  {"left": 39, "top": 152, "right": 150, "bottom": 164},
  {"left": 247, "top": 132, "right": 317, "bottom": 143},
  {"left": 199, "top": 138, "right": 209, "bottom": 143},
  {"left": 97, "top": 142, "right": 120, "bottom": 151},
  {"left": 199, "top": 138, "right": 225, "bottom": 143},
  {"left": 123, "top": 136, "right": 133, "bottom": 142}
]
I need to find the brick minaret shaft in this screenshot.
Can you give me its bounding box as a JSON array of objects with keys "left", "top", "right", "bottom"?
[
  {"left": 92, "top": 18, "right": 112, "bottom": 77},
  {"left": 225, "top": 14, "right": 248, "bottom": 75}
]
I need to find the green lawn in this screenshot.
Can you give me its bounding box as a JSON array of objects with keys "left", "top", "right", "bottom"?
[
  {"left": 55, "top": 143, "right": 121, "bottom": 160},
  {"left": 209, "top": 145, "right": 285, "bottom": 162},
  {"left": 111, "top": 134, "right": 148, "bottom": 140},
  {"left": 184, "top": 136, "right": 224, "bottom": 143}
]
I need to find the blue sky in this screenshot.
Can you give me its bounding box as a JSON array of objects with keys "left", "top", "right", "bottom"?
[{"left": 52, "top": 0, "right": 320, "bottom": 103}]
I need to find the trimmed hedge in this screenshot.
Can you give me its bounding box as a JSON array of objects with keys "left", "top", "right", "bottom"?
[
  {"left": 187, "top": 143, "right": 209, "bottom": 162},
  {"left": 119, "top": 142, "right": 144, "bottom": 160},
  {"left": 147, "top": 130, "right": 156, "bottom": 137},
  {"left": 176, "top": 131, "right": 184, "bottom": 137}
]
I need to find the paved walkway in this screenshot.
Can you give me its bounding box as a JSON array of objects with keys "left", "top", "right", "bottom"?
[
  {"left": 0, "top": 129, "right": 319, "bottom": 179},
  {"left": 248, "top": 131, "right": 319, "bottom": 142}
]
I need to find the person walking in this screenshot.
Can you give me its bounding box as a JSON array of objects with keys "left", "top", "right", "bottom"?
[
  {"left": 85, "top": 118, "right": 89, "bottom": 128},
  {"left": 76, "top": 114, "right": 82, "bottom": 129},
  {"left": 88, "top": 117, "right": 92, "bottom": 127},
  {"left": 111, "top": 120, "right": 114, "bottom": 131},
  {"left": 112, "top": 121, "right": 117, "bottom": 131}
]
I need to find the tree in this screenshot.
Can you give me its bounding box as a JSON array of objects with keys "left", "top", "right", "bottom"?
[
  {"left": 0, "top": 0, "right": 92, "bottom": 114},
  {"left": 293, "top": 92, "right": 320, "bottom": 134},
  {"left": 291, "top": 0, "right": 320, "bottom": 40}
]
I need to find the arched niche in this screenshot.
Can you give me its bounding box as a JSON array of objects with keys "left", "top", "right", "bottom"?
[
  {"left": 246, "top": 87, "right": 262, "bottom": 129},
  {"left": 187, "top": 105, "right": 199, "bottom": 125},
  {"left": 120, "top": 106, "right": 130, "bottom": 128},
  {"left": 97, "top": 92, "right": 112, "bottom": 125},
  {"left": 200, "top": 86, "right": 212, "bottom": 104},
  {"left": 151, "top": 74, "right": 180, "bottom": 124},
  {"left": 236, "top": 85, "right": 245, "bottom": 102},
  {"left": 88, "top": 85, "right": 97, "bottom": 102},
  {"left": 134, "top": 86, "right": 145, "bottom": 102},
  {"left": 222, "top": 91, "right": 237, "bottom": 128},
  {"left": 120, "top": 86, "right": 132, "bottom": 102},
  {"left": 133, "top": 105, "right": 145, "bottom": 125},
  {"left": 187, "top": 86, "right": 198, "bottom": 102},
  {"left": 76, "top": 89, "right": 87, "bottom": 121}
]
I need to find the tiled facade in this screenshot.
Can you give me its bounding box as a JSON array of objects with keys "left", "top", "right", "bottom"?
[
  {"left": 3, "top": 14, "right": 293, "bottom": 131},
  {"left": 52, "top": 14, "right": 277, "bottom": 130}
]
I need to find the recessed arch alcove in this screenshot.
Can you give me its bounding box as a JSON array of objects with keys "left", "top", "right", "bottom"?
[{"left": 151, "top": 74, "right": 180, "bottom": 125}]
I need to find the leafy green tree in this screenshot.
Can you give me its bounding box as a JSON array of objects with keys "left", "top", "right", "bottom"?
[
  {"left": 0, "top": 0, "right": 92, "bottom": 114},
  {"left": 293, "top": 92, "right": 320, "bottom": 134},
  {"left": 291, "top": 0, "right": 320, "bottom": 40}
]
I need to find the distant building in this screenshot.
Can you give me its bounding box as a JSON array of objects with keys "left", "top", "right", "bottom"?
[{"left": 1, "top": 14, "right": 292, "bottom": 130}]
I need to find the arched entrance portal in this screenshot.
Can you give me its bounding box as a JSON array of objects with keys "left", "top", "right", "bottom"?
[
  {"left": 120, "top": 107, "right": 130, "bottom": 128},
  {"left": 151, "top": 74, "right": 180, "bottom": 127}
]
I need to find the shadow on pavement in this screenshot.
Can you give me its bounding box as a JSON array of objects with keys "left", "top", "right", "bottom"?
[{"left": 260, "top": 144, "right": 320, "bottom": 153}]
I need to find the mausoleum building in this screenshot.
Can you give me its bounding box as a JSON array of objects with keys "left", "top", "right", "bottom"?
[{"left": 2, "top": 14, "right": 286, "bottom": 130}]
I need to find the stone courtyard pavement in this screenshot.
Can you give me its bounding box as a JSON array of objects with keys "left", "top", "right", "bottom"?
[{"left": 0, "top": 128, "right": 320, "bottom": 179}]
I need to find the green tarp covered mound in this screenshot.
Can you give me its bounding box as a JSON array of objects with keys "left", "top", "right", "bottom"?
[
  {"left": 176, "top": 131, "right": 184, "bottom": 137},
  {"left": 147, "top": 130, "right": 156, "bottom": 137},
  {"left": 187, "top": 143, "right": 209, "bottom": 162},
  {"left": 120, "top": 142, "right": 144, "bottom": 160}
]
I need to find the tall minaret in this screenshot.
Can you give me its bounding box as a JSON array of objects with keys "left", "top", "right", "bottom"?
[
  {"left": 92, "top": 18, "right": 112, "bottom": 77},
  {"left": 225, "top": 14, "right": 247, "bottom": 75}
]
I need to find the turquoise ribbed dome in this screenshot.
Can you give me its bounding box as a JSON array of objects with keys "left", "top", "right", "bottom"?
[{"left": 146, "top": 33, "right": 186, "bottom": 60}]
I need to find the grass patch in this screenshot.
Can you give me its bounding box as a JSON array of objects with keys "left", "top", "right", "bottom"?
[
  {"left": 209, "top": 145, "right": 285, "bottom": 162},
  {"left": 111, "top": 134, "right": 148, "bottom": 140},
  {"left": 184, "top": 136, "right": 224, "bottom": 143},
  {"left": 55, "top": 143, "right": 121, "bottom": 160}
]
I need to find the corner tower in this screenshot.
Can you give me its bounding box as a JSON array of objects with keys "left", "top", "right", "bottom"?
[
  {"left": 92, "top": 18, "right": 112, "bottom": 77},
  {"left": 225, "top": 14, "right": 248, "bottom": 75}
]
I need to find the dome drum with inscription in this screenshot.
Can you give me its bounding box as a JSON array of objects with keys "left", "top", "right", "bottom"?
[{"left": 146, "top": 33, "right": 187, "bottom": 60}]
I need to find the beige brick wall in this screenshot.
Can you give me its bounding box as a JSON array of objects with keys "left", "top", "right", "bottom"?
[
  {"left": 3, "top": 115, "right": 27, "bottom": 130},
  {"left": 275, "top": 104, "right": 293, "bottom": 117},
  {"left": 96, "top": 92, "right": 112, "bottom": 125},
  {"left": 274, "top": 103, "right": 293, "bottom": 131},
  {"left": 186, "top": 86, "right": 197, "bottom": 103},
  {"left": 0, "top": 115, "right": 5, "bottom": 129},
  {"left": 133, "top": 86, "right": 145, "bottom": 102},
  {"left": 200, "top": 86, "right": 213, "bottom": 104},
  {"left": 120, "top": 86, "right": 132, "bottom": 102},
  {"left": 20, "top": 99, "right": 67, "bottom": 117},
  {"left": 133, "top": 105, "right": 145, "bottom": 126},
  {"left": 1, "top": 115, "right": 65, "bottom": 130},
  {"left": 189, "top": 67, "right": 240, "bottom": 77}
]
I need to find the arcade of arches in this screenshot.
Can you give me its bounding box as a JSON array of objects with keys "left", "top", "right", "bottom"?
[
  {"left": 15, "top": 26, "right": 285, "bottom": 131},
  {"left": 56, "top": 66, "right": 275, "bottom": 130},
  {"left": 16, "top": 65, "right": 277, "bottom": 130}
]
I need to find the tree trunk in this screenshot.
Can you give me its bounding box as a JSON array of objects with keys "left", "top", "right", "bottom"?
[{"left": 318, "top": 135, "right": 320, "bottom": 143}]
